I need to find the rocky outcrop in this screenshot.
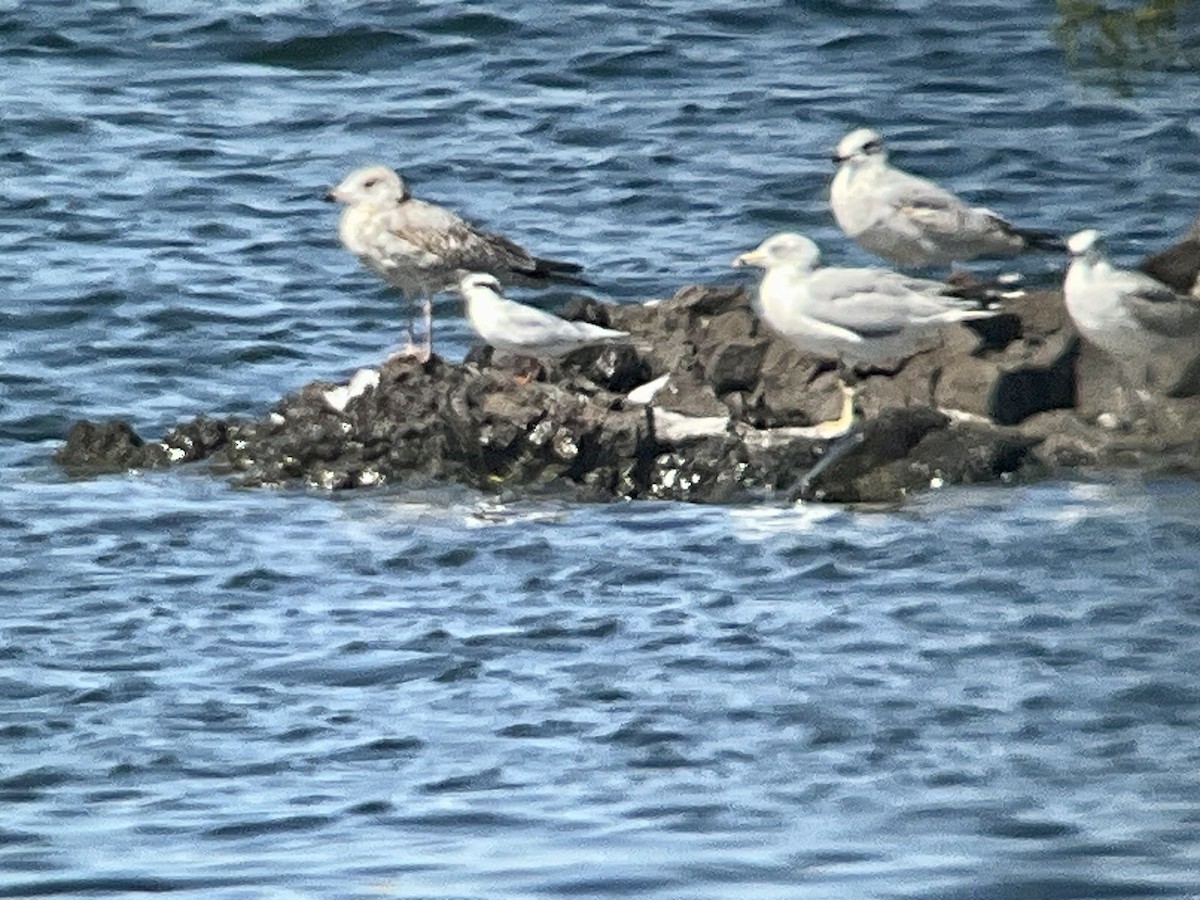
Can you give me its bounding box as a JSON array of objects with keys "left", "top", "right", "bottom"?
[{"left": 54, "top": 280, "right": 1200, "bottom": 504}]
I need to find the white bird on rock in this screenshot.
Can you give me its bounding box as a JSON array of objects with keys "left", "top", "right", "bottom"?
[
  {"left": 732, "top": 232, "right": 999, "bottom": 370},
  {"left": 1064, "top": 228, "right": 1200, "bottom": 395},
  {"left": 325, "top": 164, "right": 586, "bottom": 361},
  {"left": 830, "top": 127, "right": 1062, "bottom": 269},
  {"left": 458, "top": 272, "right": 629, "bottom": 363}
]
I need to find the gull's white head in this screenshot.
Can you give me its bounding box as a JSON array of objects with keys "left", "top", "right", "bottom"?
[
  {"left": 459, "top": 272, "right": 503, "bottom": 297},
  {"left": 1066, "top": 229, "right": 1103, "bottom": 257},
  {"left": 733, "top": 232, "right": 821, "bottom": 271},
  {"left": 832, "top": 127, "right": 885, "bottom": 165},
  {"left": 324, "top": 164, "right": 409, "bottom": 205}
]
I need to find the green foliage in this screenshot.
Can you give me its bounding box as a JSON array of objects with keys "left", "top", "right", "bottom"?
[{"left": 1053, "top": 0, "right": 1197, "bottom": 94}]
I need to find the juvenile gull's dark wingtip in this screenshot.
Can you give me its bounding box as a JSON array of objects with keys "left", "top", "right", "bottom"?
[
  {"left": 1010, "top": 225, "right": 1065, "bottom": 253},
  {"left": 528, "top": 256, "right": 592, "bottom": 287}
]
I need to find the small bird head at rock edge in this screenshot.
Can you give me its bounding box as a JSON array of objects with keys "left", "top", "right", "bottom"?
[
  {"left": 832, "top": 127, "right": 886, "bottom": 165},
  {"left": 323, "top": 164, "right": 409, "bottom": 205},
  {"left": 1066, "top": 228, "right": 1103, "bottom": 258},
  {"left": 733, "top": 232, "right": 822, "bottom": 271},
  {"left": 459, "top": 272, "right": 504, "bottom": 297}
]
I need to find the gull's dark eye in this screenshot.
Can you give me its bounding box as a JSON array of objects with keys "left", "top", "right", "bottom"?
[
  {"left": 363, "top": 179, "right": 378, "bottom": 188},
  {"left": 863, "top": 140, "right": 881, "bottom": 152}
]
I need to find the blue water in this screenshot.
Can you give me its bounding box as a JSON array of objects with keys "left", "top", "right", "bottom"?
[{"left": 4, "top": 3, "right": 1200, "bottom": 897}]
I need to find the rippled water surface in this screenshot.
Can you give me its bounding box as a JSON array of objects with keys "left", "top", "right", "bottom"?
[{"left": 4, "top": 2, "right": 1200, "bottom": 897}]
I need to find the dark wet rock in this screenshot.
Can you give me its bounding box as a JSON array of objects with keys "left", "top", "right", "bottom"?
[
  {"left": 161, "top": 416, "right": 231, "bottom": 464},
  {"left": 1140, "top": 215, "right": 1200, "bottom": 295},
  {"left": 56, "top": 420, "right": 170, "bottom": 473},
  {"left": 800, "top": 408, "right": 1042, "bottom": 504},
  {"left": 55, "top": 279, "right": 1200, "bottom": 504}
]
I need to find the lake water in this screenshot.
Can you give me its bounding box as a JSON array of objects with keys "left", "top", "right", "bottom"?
[{"left": 3, "top": 2, "right": 1200, "bottom": 897}]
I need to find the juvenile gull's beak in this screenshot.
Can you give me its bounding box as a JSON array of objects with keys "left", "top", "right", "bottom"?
[{"left": 322, "top": 189, "right": 339, "bottom": 203}]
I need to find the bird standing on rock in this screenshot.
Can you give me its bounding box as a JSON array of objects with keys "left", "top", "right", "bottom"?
[
  {"left": 1064, "top": 228, "right": 1200, "bottom": 398},
  {"left": 458, "top": 272, "right": 629, "bottom": 367},
  {"left": 830, "top": 127, "right": 1063, "bottom": 269},
  {"left": 324, "top": 164, "right": 586, "bottom": 361},
  {"left": 733, "top": 232, "right": 1000, "bottom": 375}
]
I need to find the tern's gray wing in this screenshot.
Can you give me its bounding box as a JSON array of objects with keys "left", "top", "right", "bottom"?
[
  {"left": 494, "top": 298, "right": 582, "bottom": 339},
  {"left": 386, "top": 199, "right": 544, "bottom": 279},
  {"left": 490, "top": 296, "right": 622, "bottom": 350},
  {"left": 1118, "top": 270, "right": 1200, "bottom": 336},
  {"left": 803, "top": 268, "right": 965, "bottom": 337}
]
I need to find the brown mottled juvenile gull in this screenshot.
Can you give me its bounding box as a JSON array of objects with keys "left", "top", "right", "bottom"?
[
  {"left": 732, "top": 232, "right": 999, "bottom": 370},
  {"left": 457, "top": 273, "right": 627, "bottom": 362},
  {"left": 1065, "top": 228, "right": 1200, "bottom": 395},
  {"left": 830, "top": 128, "right": 1062, "bottom": 269},
  {"left": 324, "top": 164, "right": 586, "bottom": 360}
]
